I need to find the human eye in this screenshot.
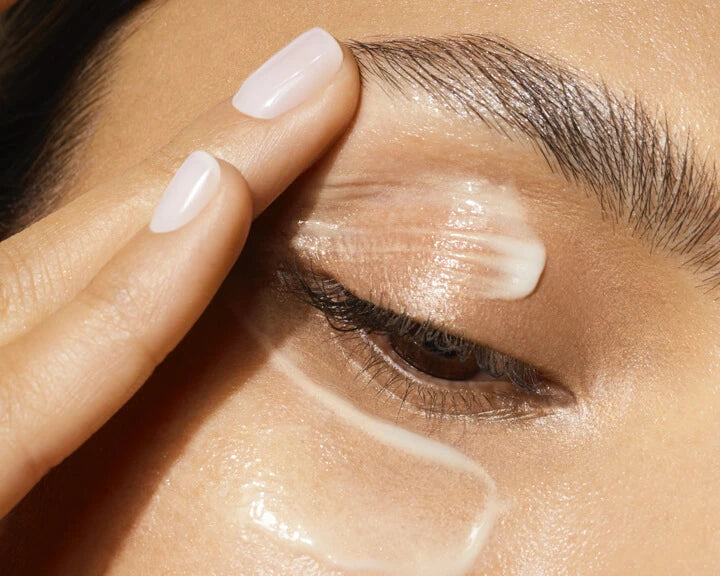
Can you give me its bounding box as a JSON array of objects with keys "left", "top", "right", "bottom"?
[{"left": 285, "top": 269, "right": 574, "bottom": 422}]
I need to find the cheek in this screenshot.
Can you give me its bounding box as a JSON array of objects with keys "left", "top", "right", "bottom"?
[
  {"left": 104, "top": 356, "right": 718, "bottom": 575},
  {"left": 60, "top": 264, "right": 718, "bottom": 575},
  {"left": 135, "top": 330, "right": 502, "bottom": 576},
  {"left": 472, "top": 371, "right": 720, "bottom": 575}
]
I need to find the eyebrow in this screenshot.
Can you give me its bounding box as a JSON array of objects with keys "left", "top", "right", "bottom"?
[{"left": 347, "top": 35, "right": 720, "bottom": 292}]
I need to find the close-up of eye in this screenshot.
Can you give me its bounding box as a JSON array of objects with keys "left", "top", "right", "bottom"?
[
  {"left": 1, "top": 2, "right": 719, "bottom": 575},
  {"left": 282, "top": 270, "right": 573, "bottom": 421}
]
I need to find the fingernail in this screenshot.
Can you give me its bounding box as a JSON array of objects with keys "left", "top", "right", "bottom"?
[
  {"left": 150, "top": 151, "right": 221, "bottom": 233},
  {"left": 232, "top": 27, "right": 344, "bottom": 119}
]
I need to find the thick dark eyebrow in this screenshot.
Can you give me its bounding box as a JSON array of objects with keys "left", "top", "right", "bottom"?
[{"left": 347, "top": 35, "right": 720, "bottom": 292}]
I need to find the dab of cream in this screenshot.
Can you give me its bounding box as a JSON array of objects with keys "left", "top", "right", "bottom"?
[
  {"left": 238, "top": 324, "right": 505, "bottom": 575},
  {"left": 293, "top": 179, "right": 546, "bottom": 302},
  {"left": 425, "top": 181, "right": 546, "bottom": 300}
]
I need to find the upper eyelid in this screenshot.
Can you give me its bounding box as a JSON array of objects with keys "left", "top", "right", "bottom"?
[{"left": 285, "top": 268, "right": 538, "bottom": 375}]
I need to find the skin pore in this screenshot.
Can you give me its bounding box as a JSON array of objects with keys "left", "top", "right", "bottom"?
[{"left": 2, "top": 1, "right": 720, "bottom": 574}]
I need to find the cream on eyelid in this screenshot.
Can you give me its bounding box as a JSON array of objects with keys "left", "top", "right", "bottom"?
[
  {"left": 235, "top": 323, "right": 504, "bottom": 575},
  {"left": 292, "top": 179, "right": 546, "bottom": 303}
]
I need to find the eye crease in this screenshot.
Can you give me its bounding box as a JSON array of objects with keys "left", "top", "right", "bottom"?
[{"left": 283, "top": 269, "right": 574, "bottom": 421}]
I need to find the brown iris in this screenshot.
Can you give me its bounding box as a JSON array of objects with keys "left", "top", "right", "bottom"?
[{"left": 389, "top": 332, "right": 480, "bottom": 381}]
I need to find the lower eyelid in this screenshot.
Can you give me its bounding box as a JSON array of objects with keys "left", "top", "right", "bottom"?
[{"left": 343, "top": 329, "right": 563, "bottom": 421}]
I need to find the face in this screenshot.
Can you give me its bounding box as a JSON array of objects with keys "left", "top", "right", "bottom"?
[{"left": 4, "top": 1, "right": 720, "bottom": 574}]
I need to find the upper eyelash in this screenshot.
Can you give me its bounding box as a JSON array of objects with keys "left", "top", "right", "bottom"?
[
  {"left": 286, "top": 268, "right": 468, "bottom": 343},
  {"left": 282, "top": 268, "right": 543, "bottom": 393}
]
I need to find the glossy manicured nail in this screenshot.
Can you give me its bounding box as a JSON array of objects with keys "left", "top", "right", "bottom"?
[
  {"left": 232, "top": 27, "right": 344, "bottom": 119},
  {"left": 150, "top": 151, "right": 221, "bottom": 233}
]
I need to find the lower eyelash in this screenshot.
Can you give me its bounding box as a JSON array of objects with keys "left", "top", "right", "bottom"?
[{"left": 340, "top": 331, "right": 541, "bottom": 420}]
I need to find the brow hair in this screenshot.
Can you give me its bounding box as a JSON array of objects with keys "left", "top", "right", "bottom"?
[{"left": 348, "top": 35, "right": 720, "bottom": 291}]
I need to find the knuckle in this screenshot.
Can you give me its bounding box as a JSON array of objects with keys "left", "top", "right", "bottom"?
[
  {"left": 145, "top": 147, "right": 187, "bottom": 188},
  {"left": 80, "top": 271, "right": 148, "bottom": 336},
  {"left": 0, "top": 241, "right": 61, "bottom": 330}
]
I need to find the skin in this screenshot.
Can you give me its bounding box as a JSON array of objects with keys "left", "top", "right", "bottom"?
[{"left": 1, "top": 1, "right": 719, "bottom": 574}]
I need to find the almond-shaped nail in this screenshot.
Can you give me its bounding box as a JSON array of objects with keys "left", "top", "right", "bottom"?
[
  {"left": 150, "top": 151, "right": 221, "bottom": 233},
  {"left": 232, "top": 27, "right": 344, "bottom": 119}
]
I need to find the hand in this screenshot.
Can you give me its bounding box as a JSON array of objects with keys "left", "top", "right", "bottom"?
[{"left": 0, "top": 29, "right": 359, "bottom": 518}]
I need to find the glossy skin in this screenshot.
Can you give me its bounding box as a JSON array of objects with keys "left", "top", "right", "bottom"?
[{"left": 2, "top": 1, "right": 720, "bottom": 574}]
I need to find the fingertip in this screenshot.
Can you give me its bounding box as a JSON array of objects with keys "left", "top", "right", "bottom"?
[
  {"left": 242, "top": 36, "right": 361, "bottom": 216},
  {"left": 216, "top": 157, "right": 254, "bottom": 241},
  {"left": 231, "top": 27, "right": 360, "bottom": 123},
  {"left": 147, "top": 151, "right": 253, "bottom": 243},
  {"left": 147, "top": 29, "right": 362, "bottom": 222},
  {"left": 337, "top": 37, "right": 362, "bottom": 112},
  {"left": 149, "top": 151, "right": 222, "bottom": 234}
]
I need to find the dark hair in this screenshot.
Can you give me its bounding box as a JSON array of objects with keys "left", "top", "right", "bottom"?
[{"left": 0, "top": 0, "right": 145, "bottom": 239}]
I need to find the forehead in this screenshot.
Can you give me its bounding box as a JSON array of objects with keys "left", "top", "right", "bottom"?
[{"left": 67, "top": 0, "right": 720, "bottom": 201}]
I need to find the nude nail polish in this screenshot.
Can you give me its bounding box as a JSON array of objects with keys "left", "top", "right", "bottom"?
[
  {"left": 232, "top": 27, "right": 344, "bottom": 119},
  {"left": 150, "top": 151, "right": 221, "bottom": 233}
]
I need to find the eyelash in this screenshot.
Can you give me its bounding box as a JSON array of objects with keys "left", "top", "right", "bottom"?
[{"left": 283, "top": 269, "right": 567, "bottom": 422}]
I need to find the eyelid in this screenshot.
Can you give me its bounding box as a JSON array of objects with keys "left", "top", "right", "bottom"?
[
  {"left": 290, "top": 177, "right": 546, "bottom": 302},
  {"left": 283, "top": 266, "right": 532, "bottom": 372}
]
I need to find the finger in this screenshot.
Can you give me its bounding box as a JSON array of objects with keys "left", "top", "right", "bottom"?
[
  {"left": 0, "top": 28, "right": 360, "bottom": 516},
  {"left": 0, "top": 154, "right": 249, "bottom": 516},
  {"left": 0, "top": 29, "right": 359, "bottom": 343}
]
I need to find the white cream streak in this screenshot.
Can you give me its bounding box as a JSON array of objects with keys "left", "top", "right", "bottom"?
[
  {"left": 242, "top": 323, "right": 505, "bottom": 576},
  {"left": 293, "top": 180, "right": 546, "bottom": 301}
]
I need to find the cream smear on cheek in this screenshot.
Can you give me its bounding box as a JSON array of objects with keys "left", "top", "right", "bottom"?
[
  {"left": 293, "top": 179, "right": 546, "bottom": 305},
  {"left": 237, "top": 325, "right": 504, "bottom": 576}
]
